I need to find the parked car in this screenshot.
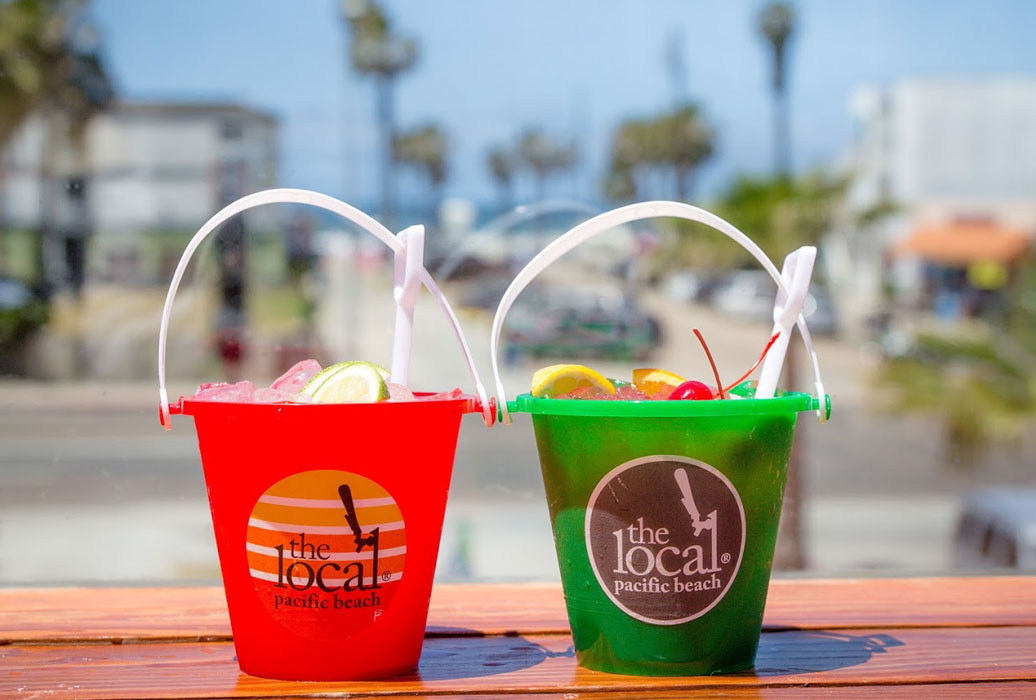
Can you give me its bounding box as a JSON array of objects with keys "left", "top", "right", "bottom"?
[
  {"left": 711, "top": 270, "right": 837, "bottom": 335},
  {"left": 503, "top": 283, "right": 661, "bottom": 362},
  {"left": 711, "top": 270, "right": 775, "bottom": 321},
  {"left": 956, "top": 488, "right": 1036, "bottom": 571},
  {"left": 664, "top": 269, "right": 725, "bottom": 304}
]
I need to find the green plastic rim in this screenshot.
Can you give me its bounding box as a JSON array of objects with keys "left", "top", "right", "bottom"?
[{"left": 509, "top": 390, "right": 830, "bottom": 419}]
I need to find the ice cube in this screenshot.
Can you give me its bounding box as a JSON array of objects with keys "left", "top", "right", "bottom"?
[
  {"left": 270, "top": 359, "right": 322, "bottom": 393},
  {"left": 254, "top": 387, "right": 311, "bottom": 404},
  {"left": 193, "top": 380, "right": 256, "bottom": 402},
  {"left": 615, "top": 385, "right": 648, "bottom": 401},
  {"left": 386, "top": 382, "right": 415, "bottom": 401}
]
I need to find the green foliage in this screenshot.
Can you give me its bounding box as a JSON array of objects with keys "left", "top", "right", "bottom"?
[
  {"left": 393, "top": 123, "right": 448, "bottom": 187},
  {"left": 0, "top": 0, "right": 112, "bottom": 143},
  {"left": 757, "top": 2, "right": 795, "bottom": 90},
  {"left": 487, "top": 148, "right": 513, "bottom": 184},
  {"left": 343, "top": 0, "right": 416, "bottom": 77},
  {"left": 641, "top": 171, "right": 845, "bottom": 283},
  {"left": 0, "top": 289, "right": 48, "bottom": 355},
  {"left": 602, "top": 166, "right": 636, "bottom": 203},
  {"left": 0, "top": 0, "right": 42, "bottom": 145},
  {"left": 758, "top": 2, "right": 795, "bottom": 47},
  {"left": 519, "top": 128, "right": 577, "bottom": 196},
  {"left": 0, "top": 229, "right": 39, "bottom": 282},
  {"left": 486, "top": 147, "right": 515, "bottom": 211},
  {"left": 675, "top": 172, "right": 845, "bottom": 270},
  {"left": 603, "top": 103, "right": 715, "bottom": 202},
  {"left": 876, "top": 259, "right": 1036, "bottom": 468}
]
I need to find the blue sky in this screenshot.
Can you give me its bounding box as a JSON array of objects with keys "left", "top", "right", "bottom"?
[{"left": 92, "top": 0, "right": 1036, "bottom": 207}]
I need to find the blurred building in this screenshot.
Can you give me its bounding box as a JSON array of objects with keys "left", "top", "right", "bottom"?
[
  {"left": 0, "top": 101, "right": 278, "bottom": 284},
  {"left": 827, "top": 79, "right": 1035, "bottom": 332},
  {"left": 848, "top": 79, "right": 1036, "bottom": 225}
]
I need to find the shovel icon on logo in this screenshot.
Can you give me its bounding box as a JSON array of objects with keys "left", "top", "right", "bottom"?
[
  {"left": 674, "top": 468, "right": 716, "bottom": 537},
  {"left": 339, "top": 484, "right": 379, "bottom": 553}
]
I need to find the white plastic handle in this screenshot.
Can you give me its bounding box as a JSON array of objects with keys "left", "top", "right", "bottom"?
[
  {"left": 390, "top": 224, "right": 424, "bottom": 387},
  {"left": 756, "top": 246, "right": 818, "bottom": 400},
  {"left": 489, "top": 200, "right": 828, "bottom": 424},
  {"left": 158, "top": 188, "right": 492, "bottom": 429}
]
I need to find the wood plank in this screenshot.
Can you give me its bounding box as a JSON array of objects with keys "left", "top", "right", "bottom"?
[
  {"left": 2, "top": 626, "right": 1036, "bottom": 699},
  {"left": 0, "top": 587, "right": 231, "bottom": 644},
  {"left": 448, "top": 686, "right": 1036, "bottom": 700},
  {"left": 2, "top": 577, "right": 1035, "bottom": 644},
  {"left": 227, "top": 685, "right": 1035, "bottom": 700},
  {"left": 763, "top": 576, "right": 1036, "bottom": 630},
  {"left": 8, "top": 684, "right": 1019, "bottom": 700}
]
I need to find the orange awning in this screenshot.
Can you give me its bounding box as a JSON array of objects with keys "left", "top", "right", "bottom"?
[{"left": 893, "top": 220, "right": 1031, "bottom": 265}]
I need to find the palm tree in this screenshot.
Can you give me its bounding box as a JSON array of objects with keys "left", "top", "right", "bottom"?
[
  {"left": 715, "top": 173, "right": 845, "bottom": 571},
  {"left": 756, "top": 2, "right": 805, "bottom": 569},
  {"left": 662, "top": 104, "right": 715, "bottom": 200},
  {"left": 0, "top": 2, "right": 42, "bottom": 147},
  {"left": 340, "top": 0, "right": 417, "bottom": 226},
  {"left": 602, "top": 163, "right": 636, "bottom": 203},
  {"left": 519, "top": 128, "right": 577, "bottom": 200},
  {"left": 486, "top": 147, "right": 515, "bottom": 213},
  {"left": 608, "top": 118, "right": 656, "bottom": 199},
  {"left": 603, "top": 104, "right": 714, "bottom": 201},
  {"left": 757, "top": 2, "right": 795, "bottom": 177},
  {"left": 0, "top": 0, "right": 112, "bottom": 291},
  {"left": 392, "top": 123, "right": 448, "bottom": 217}
]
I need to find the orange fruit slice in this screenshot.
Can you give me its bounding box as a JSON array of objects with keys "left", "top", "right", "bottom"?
[
  {"left": 531, "top": 364, "right": 616, "bottom": 398},
  {"left": 632, "top": 368, "right": 686, "bottom": 395}
]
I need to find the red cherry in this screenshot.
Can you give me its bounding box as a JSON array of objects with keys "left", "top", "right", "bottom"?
[{"left": 668, "top": 380, "right": 715, "bottom": 400}]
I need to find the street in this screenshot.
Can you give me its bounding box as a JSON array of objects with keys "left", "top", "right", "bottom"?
[{"left": 1, "top": 285, "right": 1032, "bottom": 585}]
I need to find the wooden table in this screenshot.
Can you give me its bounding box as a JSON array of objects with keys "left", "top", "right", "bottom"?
[{"left": 2, "top": 577, "right": 1035, "bottom": 698}]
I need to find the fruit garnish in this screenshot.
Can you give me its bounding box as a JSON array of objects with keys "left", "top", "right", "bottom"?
[
  {"left": 302, "top": 361, "right": 389, "bottom": 403},
  {"left": 532, "top": 364, "right": 616, "bottom": 398},
  {"left": 668, "top": 380, "right": 715, "bottom": 400},
  {"left": 692, "top": 328, "right": 725, "bottom": 399},
  {"left": 632, "top": 368, "right": 686, "bottom": 396},
  {"left": 722, "top": 332, "right": 780, "bottom": 394}
]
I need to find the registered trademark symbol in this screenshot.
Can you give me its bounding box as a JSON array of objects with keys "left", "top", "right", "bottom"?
[
  {"left": 382, "top": 570, "right": 392, "bottom": 581},
  {"left": 721, "top": 553, "right": 732, "bottom": 564}
]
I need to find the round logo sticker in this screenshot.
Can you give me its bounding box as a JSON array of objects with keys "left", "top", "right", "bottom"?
[
  {"left": 585, "top": 455, "right": 745, "bottom": 625},
  {"left": 247, "top": 470, "right": 405, "bottom": 638}
]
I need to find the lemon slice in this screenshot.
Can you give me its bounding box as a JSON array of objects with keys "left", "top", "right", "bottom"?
[
  {"left": 531, "top": 364, "right": 616, "bottom": 398},
  {"left": 302, "top": 362, "right": 389, "bottom": 403},
  {"left": 632, "top": 368, "right": 686, "bottom": 394}
]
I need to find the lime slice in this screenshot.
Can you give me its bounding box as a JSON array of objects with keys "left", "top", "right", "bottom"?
[
  {"left": 302, "top": 362, "right": 389, "bottom": 403},
  {"left": 531, "top": 364, "right": 615, "bottom": 398},
  {"left": 302, "top": 362, "right": 353, "bottom": 395},
  {"left": 303, "top": 361, "right": 390, "bottom": 395}
]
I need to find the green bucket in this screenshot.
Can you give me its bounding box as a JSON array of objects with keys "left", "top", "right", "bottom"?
[
  {"left": 514, "top": 388, "right": 823, "bottom": 675},
  {"left": 489, "top": 201, "right": 832, "bottom": 676}
]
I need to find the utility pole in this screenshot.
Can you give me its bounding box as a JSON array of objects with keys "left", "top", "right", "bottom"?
[{"left": 216, "top": 154, "right": 247, "bottom": 381}]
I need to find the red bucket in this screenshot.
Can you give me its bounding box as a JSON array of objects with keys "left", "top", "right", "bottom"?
[
  {"left": 158, "top": 190, "right": 494, "bottom": 680},
  {"left": 176, "top": 395, "right": 475, "bottom": 680}
]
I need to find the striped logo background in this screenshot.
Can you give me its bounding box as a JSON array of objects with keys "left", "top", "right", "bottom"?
[{"left": 247, "top": 469, "right": 406, "bottom": 636}]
